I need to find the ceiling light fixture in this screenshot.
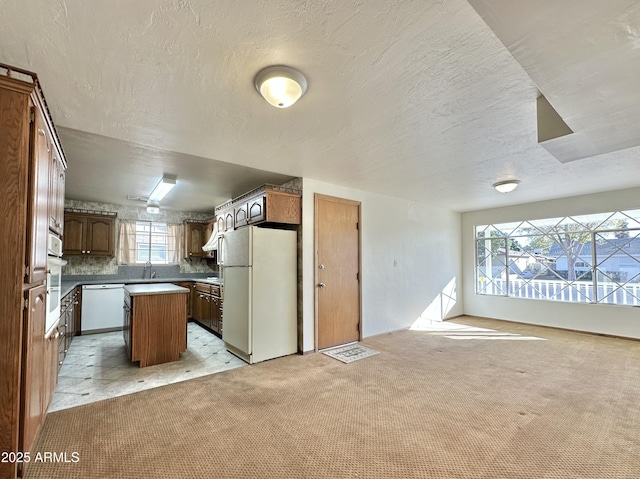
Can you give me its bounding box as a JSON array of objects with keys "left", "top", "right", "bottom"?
[
  {"left": 146, "top": 202, "right": 160, "bottom": 214},
  {"left": 492, "top": 180, "right": 521, "bottom": 193},
  {"left": 255, "top": 65, "right": 307, "bottom": 108},
  {"left": 148, "top": 175, "right": 176, "bottom": 203}
]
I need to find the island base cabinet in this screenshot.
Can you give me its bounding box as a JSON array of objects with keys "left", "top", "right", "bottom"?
[{"left": 128, "top": 292, "right": 187, "bottom": 368}]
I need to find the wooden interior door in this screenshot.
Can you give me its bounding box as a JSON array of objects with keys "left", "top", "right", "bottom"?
[{"left": 315, "top": 194, "right": 361, "bottom": 350}]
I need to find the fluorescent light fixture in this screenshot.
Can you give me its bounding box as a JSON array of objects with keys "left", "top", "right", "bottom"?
[
  {"left": 148, "top": 175, "right": 176, "bottom": 202},
  {"left": 492, "top": 180, "right": 520, "bottom": 193},
  {"left": 255, "top": 65, "right": 307, "bottom": 108},
  {"left": 146, "top": 202, "right": 160, "bottom": 214}
]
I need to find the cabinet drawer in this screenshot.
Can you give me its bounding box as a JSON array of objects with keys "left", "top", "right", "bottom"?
[
  {"left": 211, "top": 284, "right": 221, "bottom": 297},
  {"left": 195, "top": 283, "right": 211, "bottom": 294}
]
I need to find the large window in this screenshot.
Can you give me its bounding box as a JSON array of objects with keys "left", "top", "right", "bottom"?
[
  {"left": 475, "top": 209, "right": 640, "bottom": 306},
  {"left": 118, "top": 221, "right": 181, "bottom": 265}
]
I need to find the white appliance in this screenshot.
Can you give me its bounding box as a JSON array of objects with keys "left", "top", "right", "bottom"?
[
  {"left": 46, "top": 234, "right": 67, "bottom": 333},
  {"left": 222, "top": 226, "right": 297, "bottom": 364},
  {"left": 81, "top": 284, "right": 125, "bottom": 333}
]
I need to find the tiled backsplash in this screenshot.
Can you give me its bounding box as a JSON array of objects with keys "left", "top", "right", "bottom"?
[{"left": 63, "top": 199, "right": 218, "bottom": 277}]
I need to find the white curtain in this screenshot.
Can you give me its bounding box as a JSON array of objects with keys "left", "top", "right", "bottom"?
[
  {"left": 117, "top": 220, "right": 182, "bottom": 265},
  {"left": 117, "top": 220, "right": 137, "bottom": 265},
  {"left": 166, "top": 223, "right": 181, "bottom": 265}
]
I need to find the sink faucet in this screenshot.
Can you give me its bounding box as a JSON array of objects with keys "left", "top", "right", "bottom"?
[{"left": 143, "top": 261, "right": 152, "bottom": 279}]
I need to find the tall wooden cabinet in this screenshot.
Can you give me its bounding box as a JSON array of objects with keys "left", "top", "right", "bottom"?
[{"left": 0, "top": 64, "right": 66, "bottom": 479}]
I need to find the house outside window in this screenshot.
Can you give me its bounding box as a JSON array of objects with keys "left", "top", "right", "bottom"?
[{"left": 475, "top": 209, "right": 640, "bottom": 306}]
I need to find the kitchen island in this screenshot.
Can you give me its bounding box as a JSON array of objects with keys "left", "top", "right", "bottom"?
[{"left": 123, "top": 283, "right": 189, "bottom": 367}]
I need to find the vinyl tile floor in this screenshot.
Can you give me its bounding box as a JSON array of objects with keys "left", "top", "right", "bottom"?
[{"left": 49, "top": 322, "right": 246, "bottom": 412}]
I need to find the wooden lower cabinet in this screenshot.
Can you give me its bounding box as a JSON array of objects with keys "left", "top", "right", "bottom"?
[
  {"left": 173, "top": 282, "right": 194, "bottom": 318},
  {"left": 192, "top": 287, "right": 212, "bottom": 330},
  {"left": 57, "top": 287, "right": 80, "bottom": 371},
  {"left": 124, "top": 286, "right": 188, "bottom": 367},
  {"left": 191, "top": 282, "right": 223, "bottom": 335},
  {"left": 211, "top": 284, "right": 223, "bottom": 335},
  {"left": 20, "top": 284, "right": 59, "bottom": 477}
]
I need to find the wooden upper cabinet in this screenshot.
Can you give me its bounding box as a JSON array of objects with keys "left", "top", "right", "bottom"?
[
  {"left": 184, "top": 221, "right": 207, "bottom": 258},
  {"left": 48, "top": 152, "right": 65, "bottom": 236},
  {"left": 63, "top": 212, "right": 115, "bottom": 256},
  {"left": 234, "top": 203, "right": 249, "bottom": 228},
  {"left": 224, "top": 210, "right": 234, "bottom": 232},
  {"left": 87, "top": 216, "right": 115, "bottom": 255},
  {"left": 62, "top": 215, "right": 86, "bottom": 255},
  {"left": 213, "top": 185, "right": 301, "bottom": 240},
  {"left": 25, "top": 105, "right": 52, "bottom": 285},
  {"left": 247, "top": 196, "right": 266, "bottom": 224}
]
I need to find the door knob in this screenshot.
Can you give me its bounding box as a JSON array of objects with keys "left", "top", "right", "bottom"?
[{"left": 318, "top": 282, "right": 326, "bottom": 288}]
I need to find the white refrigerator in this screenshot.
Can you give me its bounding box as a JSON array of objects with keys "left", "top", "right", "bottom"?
[{"left": 221, "top": 226, "right": 298, "bottom": 364}]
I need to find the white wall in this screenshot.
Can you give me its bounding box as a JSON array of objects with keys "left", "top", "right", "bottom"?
[
  {"left": 462, "top": 187, "right": 640, "bottom": 339},
  {"left": 301, "top": 178, "right": 462, "bottom": 352}
]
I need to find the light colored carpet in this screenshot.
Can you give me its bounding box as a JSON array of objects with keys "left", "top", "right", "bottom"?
[{"left": 26, "top": 316, "right": 640, "bottom": 478}]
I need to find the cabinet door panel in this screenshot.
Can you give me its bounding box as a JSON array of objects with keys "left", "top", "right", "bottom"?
[
  {"left": 185, "top": 222, "right": 206, "bottom": 258},
  {"left": 247, "top": 196, "right": 265, "bottom": 224},
  {"left": 86, "top": 217, "right": 114, "bottom": 255},
  {"left": 224, "top": 211, "right": 234, "bottom": 231},
  {"left": 48, "top": 154, "right": 65, "bottom": 235},
  {"left": 20, "top": 285, "right": 47, "bottom": 455},
  {"left": 234, "top": 203, "right": 248, "bottom": 228},
  {"left": 26, "top": 108, "right": 50, "bottom": 284},
  {"left": 62, "top": 215, "right": 86, "bottom": 255}
]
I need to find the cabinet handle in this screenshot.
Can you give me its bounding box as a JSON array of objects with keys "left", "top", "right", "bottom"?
[
  {"left": 318, "top": 282, "right": 326, "bottom": 288},
  {"left": 87, "top": 250, "right": 91, "bottom": 254},
  {"left": 58, "top": 361, "right": 63, "bottom": 366},
  {"left": 82, "top": 250, "right": 86, "bottom": 254}
]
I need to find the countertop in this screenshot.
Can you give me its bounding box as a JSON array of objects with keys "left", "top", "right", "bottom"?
[
  {"left": 124, "top": 283, "right": 190, "bottom": 296},
  {"left": 61, "top": 277, "right": 221, "bottom": 298}
]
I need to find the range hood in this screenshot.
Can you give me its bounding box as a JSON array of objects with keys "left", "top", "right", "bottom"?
[{"left": 202, "top": 222, "right": 218, "bottom": 252}]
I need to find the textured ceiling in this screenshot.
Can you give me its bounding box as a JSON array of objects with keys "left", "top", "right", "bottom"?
[{"left": 1, "top": 0, "right": 639, "bottom": 213}]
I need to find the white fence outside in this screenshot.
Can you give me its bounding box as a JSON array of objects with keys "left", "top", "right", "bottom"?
[{"left": 479, "top": 277, "right": 640, "bottom": 306}]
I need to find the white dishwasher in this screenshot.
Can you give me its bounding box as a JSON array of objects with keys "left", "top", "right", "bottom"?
[{"left": 81, "top": 284, "right": 125, "bottom": 333}]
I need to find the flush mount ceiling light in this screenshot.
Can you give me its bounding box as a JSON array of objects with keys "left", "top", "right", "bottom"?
[
  {"left": 492, "top": 180, "right": 521, "bottom": 193},
  {"left": 146, "top": 201, "right": 160, "bottom": 214},
  {"left": 255, "top": 65, "right": 307, "bottom": 108},
  {"left": 148, "top": 175, "right": 176, "bottom": 202}
]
